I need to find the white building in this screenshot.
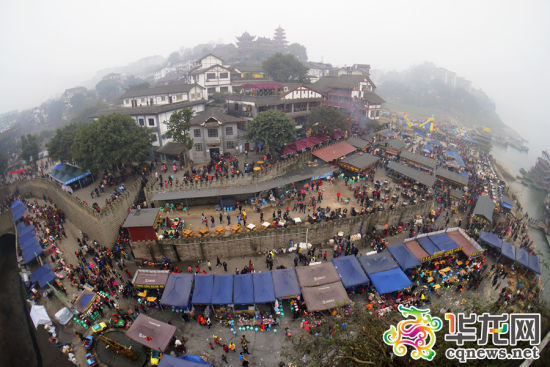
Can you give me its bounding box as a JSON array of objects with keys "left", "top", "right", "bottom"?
[
  {"left": 188, "top": 54, "right": 233, "bottom": 97},
  {"left": 306, "top": 62, "right": 332, "bottom": 83},
  {"left": 120, "top": 83, "right": 205, "bottom": 108}
]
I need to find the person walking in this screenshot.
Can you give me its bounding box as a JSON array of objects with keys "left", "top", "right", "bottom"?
[
  {"left": 227, "top": 214, "right": 231, "bottom": 225},
  {"left": 223, "top": 261, "right": 228, "bottom": 272}
]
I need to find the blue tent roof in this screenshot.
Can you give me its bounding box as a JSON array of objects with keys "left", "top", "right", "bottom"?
[
  {"left": 191, "top": 274, "right": 213, "bottom": 304},
  {"left": 528, "top": 253, "right": 541, "bottom": 274},
  {"left": 479, "top": 232, "right": 503, "bottom": 249},
  {"left": 501, "top": 241, "right": 516, "bottom": 261},
  {"left": 358, "top": 251, "right": 399, "bottom": 274},
  {"left": 20, "top": 235, "right": 43, "bottom": 264},
  {"left": 16, "top": 221, "right": 30, "bottom": 232},
  {"left": 48, "top": 163, "right": 92, "bottom": 185},
  {"left": 331, "top": 255, "right": 369, "bottom": 288},
  {"left": 253, "top": 272, "right": 275, "bottom": 304},
  {"left": 387, "top": 243, "right": 421, "bottom": 270},
  {"left": 11, "top": 200, "right": 24, "bottom": 209},
  {"left": 417, "top": 237, "right": 440, "bottom": 256},
  {"left": 160, "top": 273, "right": 194, "bottom": 308},
  {"left": 428, "top": 233, "right": 459, "bottom": 253},
  {"left": 211, "top": 274, "right": 233, "bottom": 305},
  {"left": 414, "top": 130, "right": 426, "bottom": 137},
  {"left": 368, "top": 268, "right": 413, "bottom": 295},
  {"left": 158, "top": 355, "right": 212, "bottom": 367},
  {"left": 30, "top": 263, "right": 56, "bottom": 288},
  {"left": 515, "top": 247, "right": 530, "bottom": 269},
  {"left": 233, "top": 274, "right": 254, "bottom": 305},
  {"left": 446, "top": 150, "right": 465, "bottom": 168},
  {"left": 271, "top": 268, "right": 301, "bottom": 298},
  {"left": 18, "top": 224, "right": 36, "bottom": 238},
  {"left": 501, "top": 196, "right": 513, "bottom": 210},
  {"left": 11, "top": 201, "right": 26, "bottom": 221}
]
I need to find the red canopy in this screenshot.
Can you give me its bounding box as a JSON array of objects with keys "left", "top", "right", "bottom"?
[
  {"left": 9, "top": 169, "right": 25, "bottom": 175},
  {"left": 313, "top": 141, "right": 356, "bottom": 162}
]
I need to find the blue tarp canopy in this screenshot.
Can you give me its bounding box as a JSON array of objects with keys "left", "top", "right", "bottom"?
[
  {"left": 428, "top": 233, "right": 459, "bottom": 253},
  {"left": 515, "top": 247, "right": 530, "bottom": 269},
  {"left": 253, "top": 272, "right": 275, "bottom": 304},
  {"left": 160, "top": 273, "right": 194, "bottom": 308},
  {"left": 479, "top": 232, "right": 502, "bottom": 249},
  {"left": 20, "top": 235, "right": 43, "bottom": 264},
  {"left": 48, "top": 163, "right": 92, "bottom": 185},
  {"left": 18, "top": 230, "right": 37, "bottom": 245},
  {"left": 271, "top": 268, "right": 301, "bottom": 298},
  {"left": 387, "top": 243, "right": 421, "bottom": 270},
  {"left": 501, "top": 196, "right": 513, "bottom": 210},
  {"left": 158, "top": 355, "right": 213, "bottom": 367},
  {"left": 233, "top": 274, "right": 254, "bottom": 305},
  {"left": 446, "top": 150, "right": 465, "bottom": 168},
  {"left": 331, "top": 255, "right": 369, "bottom": 288},
  {"left": 368, "top": 268, "right": 413, "bottom": 295},
  {"left": 211, "top": 274, "right": 233, "bottom": 305},
  {"left": 18, "top": 224, "right": 36, "bottom": 238},
  {"left": 11, "top": 201, "right": 26, "bottom": 221},
  {"left": 423, "top": 143, "right": 434, "bottom": 154},
  {"left": 17, "top": 221, "right": 30, "bottom": 232},
  {"left": 414, "top": 130, "right": 426, "bottom": 137},
  {"left": 417, "top": 237, "right": 440, "bottom": 256},
  {"left": 358, "top": 251, "right": 398, "bottom": 275},
  {"left": 528, "top": 253, "right": 541, "bottom": 274},
  {"left": 501, "top": 241, "right": 517, "bottom": 261},
  {"left": 191, "top": 274, "right": 213, "bottom": 305},
  {"left": 30, "top": 263, "right": 56, "bottom": 288}
]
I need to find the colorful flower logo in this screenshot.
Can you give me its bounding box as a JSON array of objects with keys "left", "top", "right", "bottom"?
[{"left": 383, "top": 305, "right": 443, "bottom": 361}]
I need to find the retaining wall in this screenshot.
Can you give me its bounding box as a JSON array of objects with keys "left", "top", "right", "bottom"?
[
  {"left": 0, "top": 178, "right": 141, "bottom": 245},
  {"left": 131, "top": 199, "right": 435, "bottom": 262}
]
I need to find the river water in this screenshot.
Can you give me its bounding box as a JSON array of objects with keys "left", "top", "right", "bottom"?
[{"left": 490, "top": 128, "right": 550, "bottom": 303}]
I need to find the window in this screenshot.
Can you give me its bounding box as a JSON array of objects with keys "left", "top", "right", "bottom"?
[
  {"left": 207, "top": 87, "right": 216, "bottom": 95},
  {"left": 148, "top": 118, "right": 155, "bottom": 126},
  {"left": 220, "top": 72, "right": 229, "bottom": 79},
  {"left": 226, "top": 141, "right": 235, "bottom": 149},
  {"left": 161, "top": 96, "right": 166, "bottom": 101},
  {"left": 237, "top": 122, "right": 246, "bottom": 131},
  {"left": 225, "top": 126, "right": 233, "bottom": 135},
  {"left": 141, "top": 98, "right": 146, "bottom": 103},
  {"left": 208, "top": 128, "right": 218, "bottom": 137},
  {"left": 206, "top": 72, "right": 216, "bottom": 80},
  {"left": 138, "top": 118, "right": 144, "bottom": 126},
  {"left": 194, "top": 143, "right": 202, "bottom": 151},
  {"left": 194, "top": 129, "right": 201, "bottom": 137},
  {"left": 152, "top": 134, "right": 158, "bottom": 141},
  {"left": 220, "top": 86, "right": 229, "bottom": 93}
]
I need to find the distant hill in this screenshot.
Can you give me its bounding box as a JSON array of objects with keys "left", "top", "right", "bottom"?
[{"left": 374, "top": 62, "right": 505, "bottom": 129}]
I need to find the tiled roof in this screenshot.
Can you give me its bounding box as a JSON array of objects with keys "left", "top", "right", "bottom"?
[{"left": 121, "top": 83, "right": 203, "bottom": 99}]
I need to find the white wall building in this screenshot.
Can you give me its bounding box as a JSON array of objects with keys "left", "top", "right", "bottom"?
[
  {"left": 120, "top": 83, "right": 205, "bottom": 108},
  {"left": 189, "top": 54, "right": 233, "bottom": 97}
]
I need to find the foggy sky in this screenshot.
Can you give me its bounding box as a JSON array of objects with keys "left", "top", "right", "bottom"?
[{"left": 1, "top": 0, "right": 549, "bottom": 132}]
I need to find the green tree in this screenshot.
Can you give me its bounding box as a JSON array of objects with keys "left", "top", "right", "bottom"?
[
  {"left": 287, "top": 43, "right": 308, "bottom": 63},
  {"left": 46, "top": 122, "right": 83, "bottom": 162},
  {"left": 163, "top": 108, "right": 194, "bottom": 167},
  {"left": 20, "top": 134, "right": 40, "bottom": 164},
  {"left": 262, "top": 53, "right": 308, "bottom": 83},
  {"left": 0, "top": 151, "right": 8, "bottom": 175},
  {"left": 246, "top": 110, "right": 295, "bottom": 155},
  {"left": 71, "top": 113, "right": 153, "bottom": 174},
  {"left": 308, "top": 105, "right": 349, "bottom": 136}
]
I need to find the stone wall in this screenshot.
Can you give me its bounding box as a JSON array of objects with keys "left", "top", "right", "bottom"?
[
  {"left": 131, "top": 199, "right": 435, "bottom": 262},
  {"left": 0, "top": 178, "right": 142, "bottom": 245}
]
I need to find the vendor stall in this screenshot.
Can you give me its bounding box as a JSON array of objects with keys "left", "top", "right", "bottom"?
[
  {"left": 132, "top": 269, "right": 170, "bottom": 289},
  {"left": 211, "top": 275, "right": 233, "bottom": 318},
  {"left": 387, "top": 243, "right": 421, "bottom": 270},
  {"left": 501, "top": 241, "right": 517, "bottom": 261},
  {"left": 158, "top": 354, "right": 213, "bottom": 367},
  {"left": 160, "top": 273, "right": 194, "bottom": 309},
  {"left": 11, "top": 201, "right": 26, "bottom": 221},
  {"left": 428, "top": 232, "right": 460, "bottom": 254},
  {"left": 446, "top": 228, "right": 484, "bottom": 258},
  {"left": 357, "top": 251, "right": 399, "bottom": 274},
  {"left": 74, "top": 290, "right": 99, "bottom": 314},
  {"left": 528, "top": 254, "right": 541, "bottom": 275},
  {"left": 126, "top": 314, "right": 177, "bottom": 352},
  {"left": 367, "top": 268, "right": 413, "bottom": 295},
  {"left": 191, "top": 274, "right": 213, "bottom": 305},
  {"left": 30, "top": 263, "right": 56, "bottom": 288},
  {"left": 272, "top": 268, "right": 301, "bottom": 299},
  {"left": 404, "top": 240, "right": 430, "bottom": 262},
  {"left": 20, "top": 234, "right": 44, "bottom": 264},
  {"left": 331, "top": 255, "right": 370, "bottom": 289},
  {"left": 233, "top": 274, "right": 254, "bottom": 315},
  {"left": 479, "top": 231, "right": 503, "bottom": 250},
  {"left": 253, "top": 272, "right": 275, "bottom": 304},
  {"left": 301, "top": 282, "right": 351, "bottom": 312},
  {"left": 339, "top": 152, "right": 379, "bottom": 173},
  {"left": 416, "top": 236, "right": 444, "bottom": 260},
  {"left": 296, "top": 262, "right": 340, "bottom": 287}
]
